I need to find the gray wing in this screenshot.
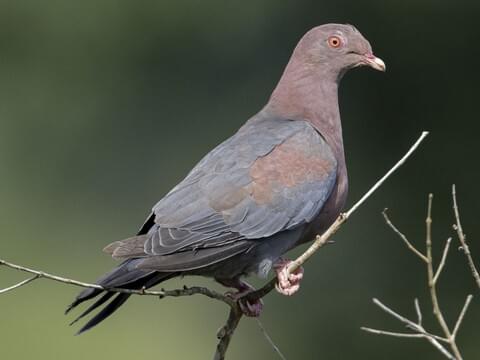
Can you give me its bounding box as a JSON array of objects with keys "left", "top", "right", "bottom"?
[{"left": 105, "top": 113, "right": 337, "bottom": 270}]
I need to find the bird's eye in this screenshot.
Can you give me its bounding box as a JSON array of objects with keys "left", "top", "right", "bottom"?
[{"left": 327, "top": 36, "right": 343, "bottom": 49}]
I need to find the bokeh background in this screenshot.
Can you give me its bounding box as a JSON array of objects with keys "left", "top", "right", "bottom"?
[{"left": 0, "top": 1, "right": 479, "bottom": 359}]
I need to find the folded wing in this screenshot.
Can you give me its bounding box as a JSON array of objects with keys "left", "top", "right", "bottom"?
[{"left": 105, "top": 115, "right": 338, "bottom": 271}]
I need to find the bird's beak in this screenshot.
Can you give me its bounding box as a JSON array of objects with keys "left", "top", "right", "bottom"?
[{"left": 363, "top": 53, "right": 386, "bottom": 72}]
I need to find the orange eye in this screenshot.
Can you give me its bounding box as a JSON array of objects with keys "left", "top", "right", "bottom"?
[{"left": 327, "top": 36, "right": 342, "bottom": 48}]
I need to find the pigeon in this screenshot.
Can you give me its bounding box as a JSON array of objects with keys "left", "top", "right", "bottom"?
[{"left": 66, "top": 23, "right": 385, "bottom": 334}]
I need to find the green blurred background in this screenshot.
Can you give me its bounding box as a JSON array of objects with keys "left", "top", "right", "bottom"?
[{"left": 0, "top": 1, "right": 479, "bottom": 359}]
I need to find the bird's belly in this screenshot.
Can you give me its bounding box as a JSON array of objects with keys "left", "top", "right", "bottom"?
[{"left": 190, "top": 226, "right": 304, "bottom": 280}]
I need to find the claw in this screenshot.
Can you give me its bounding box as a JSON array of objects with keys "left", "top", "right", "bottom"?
[
  {"left": 239, "top": 297, "right": 263, "bottom": 317},
  {"left": 218, "top": 278, "right": 263, "bottom": 317},
  {"left": 274, "top": 258, "right": 304, "bottom": 296}
]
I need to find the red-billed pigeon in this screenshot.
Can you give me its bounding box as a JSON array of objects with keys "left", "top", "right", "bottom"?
[{"left": 67, "top": 23, "right": 385, "bottom": 334}]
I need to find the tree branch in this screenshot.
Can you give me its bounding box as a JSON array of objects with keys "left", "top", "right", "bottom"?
[
  {"left": 361, "top": 298, "right": 454, "bottom": 359},
  {"left": 214, "top": 307, "right": 243, "bottom": 360},
  {"left": 0, "top": 131, "right": 429, "bottom": 359},
  {"left": 452, "top": 295, "right": 473, "bottom": 340},
  {"left": 364, "top": 191, "right": 475, "bottom": 360},
  {"left": 425, "top": 195, "right": 463, "bottom": 359},
  {"left": 452, "top": 184, "right": 480, "bottom": 290},
  {"left": 382, "top": 209, "right": 428, "bottom": 263},
  {"left": 434, "top": 238, "right": 452, "bottom": 285},
  {"left": 0, "top": 275, "right": 40, "bottom": 294}
]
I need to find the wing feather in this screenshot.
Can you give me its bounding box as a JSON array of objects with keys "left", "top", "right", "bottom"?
[{"left": 105, "top": 114, "right": 338, "bottom": 270}]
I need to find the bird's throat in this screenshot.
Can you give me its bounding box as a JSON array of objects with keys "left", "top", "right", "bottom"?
[{"left": 267, "top": 63, "right": 344, "bottom": 159}]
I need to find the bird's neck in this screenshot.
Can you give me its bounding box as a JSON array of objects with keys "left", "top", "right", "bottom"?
[{"left": 266, "top": 59, "right": 345, "bottom": 160}]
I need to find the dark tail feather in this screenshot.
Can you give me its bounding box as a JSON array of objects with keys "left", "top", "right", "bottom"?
[
  {"left": 66, "top": 259, "right": 176, "bottom": 334},
  {"left": 65, "top": 259, "right": 140, "bottom": 315},
  {"left": 69, "top": 292, "right": 115, "bottom": 326},
  {"left": 75, "top": 293, "right": 131, "bottom": 335},
  {"left": 65, "top": 287, "right": 103, "bottom": 315}
]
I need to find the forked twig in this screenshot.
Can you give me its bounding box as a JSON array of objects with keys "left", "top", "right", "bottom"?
[
  {"left": 0, "top": 275, "right": 40, "bottom": 294},
  {"left": 363, "top": 193, "right": 474, "bottom": 360},
  {"left": 382, "top": 209, "right": 428, "bottom": 263}
]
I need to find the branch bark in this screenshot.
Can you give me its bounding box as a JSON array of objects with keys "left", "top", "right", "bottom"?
[
  {"left": 363, "top": 192, "right": 474, "bottom": 360},
  {"left": 0, "top": 131, "right": 429, "bottom": 359},
  {"left": 452, "top": 184, "right": 480, "bottom": 290}
]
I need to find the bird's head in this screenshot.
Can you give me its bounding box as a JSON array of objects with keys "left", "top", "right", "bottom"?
[
  {"left": 268, "top": 23, "right": 385, "bottom": 123},
  {"left": 293, "top": 24, "right": 385, "bottom": 78}
]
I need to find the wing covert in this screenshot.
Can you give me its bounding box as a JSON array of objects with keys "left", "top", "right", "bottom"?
[{"left": 115, "top": 114, "right": 338, "bottom": 260}]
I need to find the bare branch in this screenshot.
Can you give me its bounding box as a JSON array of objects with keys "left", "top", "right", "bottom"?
[
  {"left": 0, "top": 131, "right": 430, "bottom": 359},
  {"left": 362, "top": 325, "right": 454, "bottom": 359},
  {"left": 363, "top": 298, "right": 453, "bottom": 359},
  {"left": 249, "top": 132, "right": 430, "bottom": 304},
  {"left": 433, "top": 238, "right": 452, "bottom": 285},
  {"left": 214, "top": 307, "right": 243, "bottom": 360},
  {"left": 372, "top": 298, "right": 417, "bottom": 327},
  {"left": 424, "top": 194, "right": 463, "bottom": 359},
  {"left": 452, "top": 184, "right": 480, "bottom": 289},
  {"left": 0, "top": 275, "right": 40, "bottom": 294},
  {"left": 369, "top": 192, "right": 477, "bottom": 360},
  {"left": 159, "top": 286, "right": 236, "bottom": 307},
  {"left": 382, "top": 209, "right": 428, "bottom": 263},
  {"left": 0, "top": 259, "right": 164, "bottom": 296},
  {"left": 370, "top": 299, "right": 448, "bottom": 342},
  {"left": 286, "top": 131, "right": 429, "bottom": 275},
  {"left": 452, "top": 295, "right": 473, "bottom": 340},
  {"left": 361, "top": 327, "right": 426, "bottom": 338},
  {"left": 414, "top": 298, "right": 422, "bottom": 326},
  {"left": 0, "top": 259, "right": 235, "bottom": 306},
  {"left": 345, "top": 131, "right": 429, "bottom": 217}
]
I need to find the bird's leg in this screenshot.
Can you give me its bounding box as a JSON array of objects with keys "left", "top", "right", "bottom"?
[
  {"left": 216, "top": 277, "right": 263, "bottom": 317},
  {"left": 274, "top": 258, "right": 304, "bottom": 296}
]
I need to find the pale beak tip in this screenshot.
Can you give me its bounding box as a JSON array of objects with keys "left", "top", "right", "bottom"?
[
  {"left": 373, "top": 56, "right": 386, "bottom": 72},
  {"left": 363, "top": 53, "right": 386, "bottom": 72}
]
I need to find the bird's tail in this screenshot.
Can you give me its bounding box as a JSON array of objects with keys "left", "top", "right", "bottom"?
[{"left": 66, "top": 259, "right": 175, "bottom": 335}]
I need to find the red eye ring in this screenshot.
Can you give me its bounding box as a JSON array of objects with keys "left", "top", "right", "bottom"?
[{"left": 327, "top": 35, "right": 342, "bottom": 48}]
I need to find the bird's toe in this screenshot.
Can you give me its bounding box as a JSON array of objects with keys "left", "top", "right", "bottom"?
[{"left": 274, "top": 259, "right": 304, "bottom": 296}]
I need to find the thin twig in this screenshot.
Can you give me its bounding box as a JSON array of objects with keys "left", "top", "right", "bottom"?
[
  {"left": 382, "top": 209, "right": 428, "bottom": 263},
  {"left": 361, "top": 327, "right": 430, "bottom": 339},
  {"left": 452, "top": 184, "right": 480, "bottom": 289},
  {"left": 372, "top": 298, "right": 417, "bottom": 327},
  {"left": 0, "top": 275, "right": 40, "bottom": 294},
  {"left": 414, "top": 298, "right": 422, "bottom": 326},
  {"left": 452, "top": 295, "right": 473, "bottom": 340},
  {"left": 433, "top": 238, "right": 452, "bottom": 285},
  {"left": 425, "top": 194, "right": 463, "bottom": 359},
  {"left": 370, "top": 298, "right": 447, "bottom": 343},
  {"left": 248, "top": 132, "right": 429, "bottom": 305},
  {"left": 362, "top": 298, "right": 453, "bottom": 359},
  {"left": 369, "top": 193, "right": 476, "bottom": 360},
  {"left": 285, "top": 131, "right": 429, "bottom": 275},
  {"left": 346, "top": 131, "right": 429, "bottom": 217},
  {"left": 0, "top": 259, "right": 167, "bottom": 297},
  {"left": 0, "top": 259, "right": 234, "bottom": 307},
  {"left": 361, "top": 327, "right": 425, "bottom": 338}
]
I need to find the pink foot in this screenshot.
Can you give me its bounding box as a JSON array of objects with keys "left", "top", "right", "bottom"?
[
  {"left": 217, "top": 278, "right": 263, "bottom": 317},
  {"left": 274, "top": 258, "right": 304, "bottom": 296},
  {"left": 237, "top": 295, "right": 263, "bottom": 317}
]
